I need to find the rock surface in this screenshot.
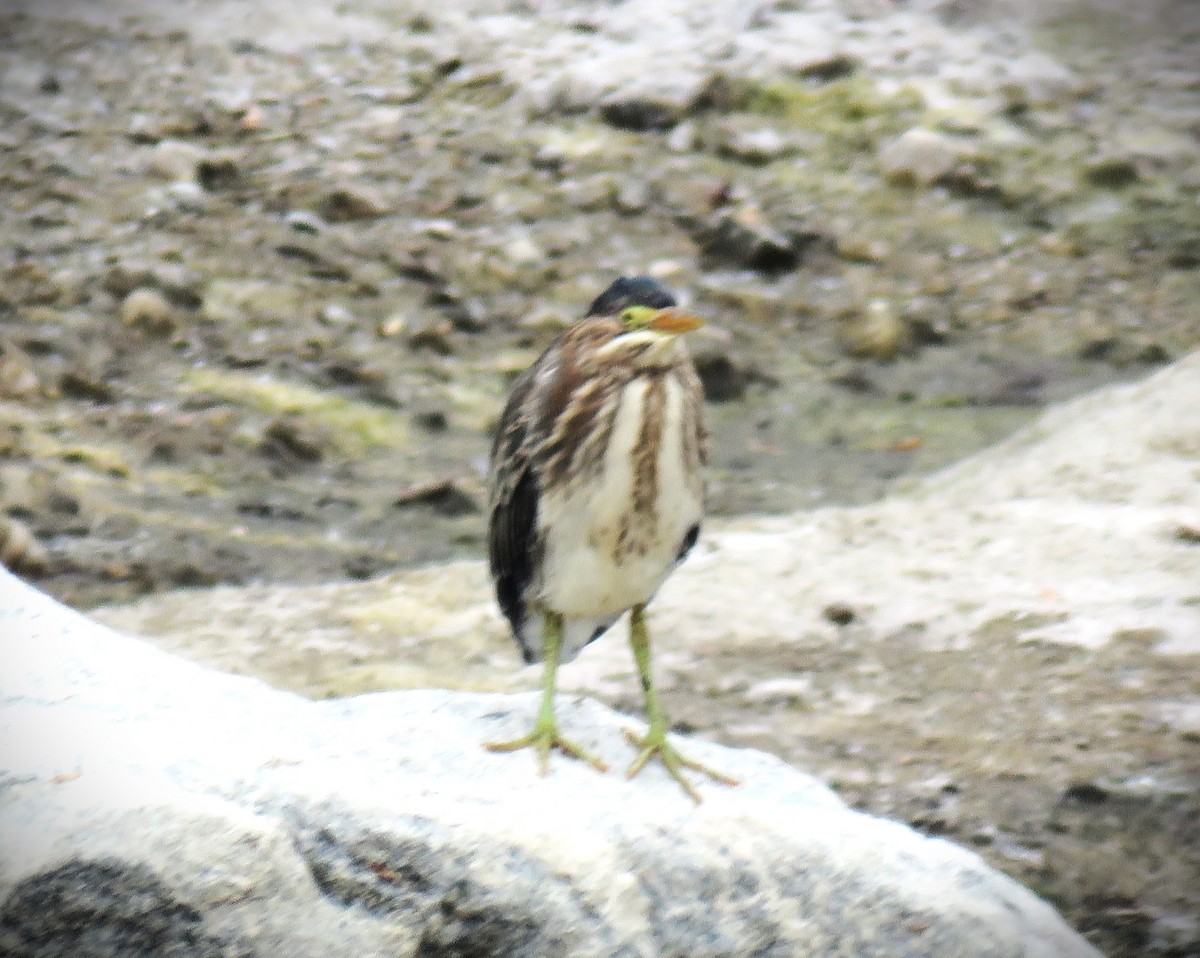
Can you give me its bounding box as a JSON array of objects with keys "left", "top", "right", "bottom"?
[
  {"left": 91, "top": 351, "right": 1200, "bottom": 955},
  {"left": 0, "top": 572, "right": 1097, "bottom": 957}
]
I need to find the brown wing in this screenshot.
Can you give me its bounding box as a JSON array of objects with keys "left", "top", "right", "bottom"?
[{"left": 487, "top": 365, "right": 541, "bottom": 645}]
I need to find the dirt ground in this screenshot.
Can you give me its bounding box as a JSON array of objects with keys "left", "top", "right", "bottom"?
[{"left": 3, "top": 1, "right": 1200, "bottom": 954}]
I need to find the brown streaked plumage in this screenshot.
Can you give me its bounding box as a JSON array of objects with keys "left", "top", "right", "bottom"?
[{"left": 484, "top": 276, "right": 737, "bottom": 803}]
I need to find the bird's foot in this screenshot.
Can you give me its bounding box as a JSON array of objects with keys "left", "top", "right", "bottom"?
[
  {"left": 622, "top": 726, "right": 740, "bottom": 804},
  {"left": 485, "top": 719, "right": 609, "bottom": 776}
]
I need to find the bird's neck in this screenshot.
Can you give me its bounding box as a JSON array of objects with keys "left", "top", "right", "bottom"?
[{"left": 596, "top": 331, "right": 688, "bottom": 371}]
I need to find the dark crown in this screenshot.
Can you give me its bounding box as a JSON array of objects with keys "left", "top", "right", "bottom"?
[{"left": 585, "top": 276, "right": 677, "bottom": 317}]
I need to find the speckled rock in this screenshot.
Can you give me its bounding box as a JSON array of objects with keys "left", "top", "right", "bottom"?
[{"left": 0, "top": 571, "right": 1096, "bottom": 958}]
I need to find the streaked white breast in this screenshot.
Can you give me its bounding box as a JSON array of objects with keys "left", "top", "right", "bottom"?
[{"left": 538, "top": 371, "right": 702, "bottom": 635}]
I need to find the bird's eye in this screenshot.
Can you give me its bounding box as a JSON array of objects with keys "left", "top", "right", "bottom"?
[{"left": 619, "top": 305, "right": 656, "bottom": 330}]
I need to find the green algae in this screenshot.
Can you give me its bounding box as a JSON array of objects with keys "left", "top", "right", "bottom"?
[{"left": 182, "top": 370, "right": 410, "bottom": 451}]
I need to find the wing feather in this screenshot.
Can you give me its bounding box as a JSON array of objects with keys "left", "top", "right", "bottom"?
[{"left": 487, "top": 366, "right": 541, "bottom": 649}]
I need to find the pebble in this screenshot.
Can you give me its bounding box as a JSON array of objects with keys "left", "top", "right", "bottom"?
[
  {"left": 716, "top": 125, "right": 791, "bottom": 165},
  {"left": 666, "top": 121, "right": 697, "bottom": 153},
  {"left": 101, "top": 263, "right": 156, "bottom": 299},
  {"left": 376, "top": 314, "right": 409, "bottom": 338},
  {"left": 501, "top": 235, "right": 544, "bottom": 268},
  {"left": 120, "top": 287, "right": 175, "bottom": 335},
  {"left": 60, "top": 371, "right": 114, "bottom": 403},
  {"left": 835, "top": 236, "right": 889, "bottom": 264},
  {"left": 407, "top": 318, "right": 455, "bottom": 355},
  {"left": 195, "top": 154, "right": 240, "bottom": 191},
  {"left": 1083, "top": 155, "right": 1141, "bottom": 189},
  {"left": 319, "top": 186, "right": 390, "bottom": 222},
  {"left": 319, "top": 303, "right": 354, "bottom": 326},
  {"left": 1158, "top": 702, "right": 1200, "bottom": 742},
  {"left": 837, "top": 298, "right": 908, "bottom": 361},
  {"left": 878, "top": 127, "right": 971, "bottom": 187},
  {"left": 744, "top": 677, "right": 813, "bottom": 705},
  {"left": 647, "top": 259, "right": 688, "bottom": 283},
  {"left": 165, "top": 180, "right": 207, "bottom": 210},
  {"left": 0, "top": 340, "right": 41, "bottom": 398},
  {"left": 599, "top": 93, "right": 684, "bottom": 132},
  {"left": 0, "top": 515, "right": 49, "bottom": 575},
  {"left": 146, "top": 139, "right": 204, "bottom": 180},
  {"left": 260, "top": 417, "right": 326, "bottom": 465},
  {"left": 286, "top": 210, "right": 325, "bottom": 234},
  {"left": 693, "top": 204, "right": 803, "bottom": 273},
  {"left": 613, "top": 180, "right": 651, "bottom": 215},
  {"left": 691, "top": 345, "right": 758, "bottom": 403}
]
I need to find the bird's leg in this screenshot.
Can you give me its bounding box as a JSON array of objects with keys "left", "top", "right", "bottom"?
[
  {"left": 623, "top": 604, "right": 739, "bottom": 803},
  {"left": 485, "top": 610, "right": 608, "bottom": 774}
]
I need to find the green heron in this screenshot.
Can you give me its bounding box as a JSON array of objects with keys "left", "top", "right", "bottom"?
[{"left": 485, "top": 276, "right": 738, "bottom": 802}]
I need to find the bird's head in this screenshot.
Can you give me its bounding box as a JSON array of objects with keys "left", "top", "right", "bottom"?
[{"left": 587, "top": 277, "right": 704, "bottom": 368}]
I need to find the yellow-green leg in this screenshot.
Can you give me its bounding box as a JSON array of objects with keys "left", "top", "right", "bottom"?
[
  {"left": 485, "top": 610, "right": 608, "bottom": 774},
  {"left": 624, "top": 604, "right": 740, "bottom": 803}
]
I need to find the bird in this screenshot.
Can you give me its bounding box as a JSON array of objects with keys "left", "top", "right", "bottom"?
[{"left": 484, "top": 276, "right": 738, "bottom": 803}]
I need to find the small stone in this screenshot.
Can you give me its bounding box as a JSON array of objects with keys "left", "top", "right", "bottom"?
[
  {"left": 101, "top": 263, "right": 156, "bottom": 299},
  {"left": 428, "top": 287, "right": 490, "bottom": 334},
  {"left": 879, "top": 128, "right": 971, "bottom": 187},
  {"left": 1173, "top": 523, "right": 1200, "bottom": 545},
  {"left": 376, "top": 314, "right": 408, "bottom": 338},
  {"left": 902, "top": 300, "right": 951, "bottom": 346},
  {"left": 146, "top": 140, "right": 204, "bottom": 180},
  {"left": 60, "top": 371, "right": 114, "bottom": 403},
  {"left": 259, "top": 417, "right": 326, "bottom": 465},
  {"left": 613, "top": 180, "right": 652, "bottom": 215},
  {"left": 418, "top": 219, "right": 459, "bottom": 240},
  {"left": 164, "top": 180, "right": 206, "bottom": 210},
  {"left": 717, "top": 126, "right": 791, "bottom": 165},
  {"left": 319, "top": 303, "right": 354, "bottom": 326},
  {"left": 691, "top": 345, "right": 758, "bottom": 403},
  {"left": 693, "top": 205, "right": 811, "bottom": 273},
  {"left": 599, "top": 94, "right": 683, "bottom": 132},
  {"left": 285, "top": 210, "right": 325, "bottom": 234},
  {"left": 1062, "top": 781, "right": 1109, "bottom": 805},
  {"left": 0, "top": 515, "right": 48, "bottom": 575},
  {"left": 666, "top": 121, "right": 697, "bottom": 153},
  {"left": 744, "top": 677, "right": 813, "bottom": 704},
  {"left": 1083, "top": 156, "right": 1141, "bottom": 189},
  {"left": 393, "top": 477, "right": 478, "bottom": 516},
  {"left": 1168, "top": 236, "right": 1200, "bottom": 270},
  {"left": 120, "top": 287, "right": 175, "bottom": 335},
  {"left": 835, "top": 236, "right": 889, "bottom": 263},
  {"left": 195, "top": 154, "right": 240, "bottom": 191},
  {"left": 791, "top": 52, "right": 859, "bottom": 82},
  {"left": 413, "top": 407, "right": 449, "bottom": 432},
  {"left": 318, "top": 186, "right": 390, "bottom": 223},
  {"left": 647, "top": 259, "right": 687, "bottom": 283},
  {"left": 0, "top": 340, "right": 41, "bottom": 398},
  {"left": 823, "top": 603, "right": 857, "bottom": 626},
  {"left": 837, "top": 299, "right": 908, "bottom": 361},
  {"left": 502, "top": 235, "right": 544, "bottom": 268},
  {"left": 407, "top": 318, "right": 454, "bottom": 354}
]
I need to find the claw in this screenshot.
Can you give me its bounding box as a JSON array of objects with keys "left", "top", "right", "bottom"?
[
  {"left": 622, "top": 727, "right": 739, "bottom": 804},
  {"left": 486, "top": 720, "right": 608, "bottom": 775}
]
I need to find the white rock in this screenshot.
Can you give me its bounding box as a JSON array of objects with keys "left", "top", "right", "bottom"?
[{"left": 0, "top": 570, "right": 1097, "bottom": 957}]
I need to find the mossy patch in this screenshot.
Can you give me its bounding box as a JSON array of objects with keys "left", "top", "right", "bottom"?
[
  {"left": 182, "top": 370, "right": 409, "bottom": 451},
  {"left": 734, "top": 75, "right": 926, "bottom": 148}
]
